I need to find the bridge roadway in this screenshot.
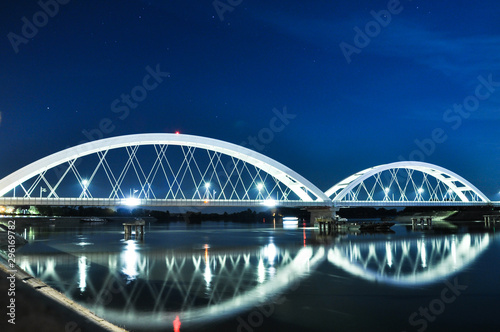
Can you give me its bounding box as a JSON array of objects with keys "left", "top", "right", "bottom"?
[
  {"left": 333, "top": 200, "right": 500, "bottom": 207},
  {"left": 0, "top": 197, "right": 331, "bottom": 207},
  {"left": 1, "top": 197, "right": 499, "bottom": 208}
]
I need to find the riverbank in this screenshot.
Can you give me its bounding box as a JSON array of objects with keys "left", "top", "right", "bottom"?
[{"left": 0, "top": 256, "right": 127, "bottom": 332}]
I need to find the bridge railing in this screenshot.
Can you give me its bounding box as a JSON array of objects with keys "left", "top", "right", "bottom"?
[
  {"left": 334, "top": 200, "right": 494, "bottom": 207},
  {"left": 0, "top": 197, "right": 332, "bottom": 208}
]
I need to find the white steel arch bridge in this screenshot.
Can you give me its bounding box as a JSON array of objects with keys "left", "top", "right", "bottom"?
[
  {"left": 0, "top": 133, "right": 331, "bottom": 208},
  {"left": 326, "top": 161, "right": 494, "bottom": 207},
  {"left": 0, "top": 134, "right": 496, "bottom": 208}
]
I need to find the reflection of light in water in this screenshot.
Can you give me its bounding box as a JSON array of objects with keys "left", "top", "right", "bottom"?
[
  {"left": 99, "top": 246, "right": 325, "bottom": 329},
  {"left": 269, "top": 266, "right": 276, "bottom": 278},
  {"left": 204, "top": 261, "right": 212, "bottom": 286},
  {"left": 386, "top": 242, "right": 393, "bottom": 268},
  {"left": 451, "top": 238, "right": 457, "bottom": 268},
  {"left": 257, "top": 259, "right": 265, "bottom": 283},
  {"left": 328, "top": 234, "right": 491, "bottom": 286},
  {"left": 78, "top": 256, "right": 88, "bottom": 292},
  {"left": 263, "top": 243, "right": 277, "bottom": 265},
  {"left": 204, "top": 245, "right": 212, "bottom": 287},
  {"left": 121, "top": 240, "right": 139, "bottom": 281},
  {"left": 420, "top": 240, "right": 427, "bottom": 268}
]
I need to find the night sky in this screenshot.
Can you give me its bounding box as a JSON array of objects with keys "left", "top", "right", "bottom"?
[{"left": 1, "top": 0, "right": 499, "bottom": 198}]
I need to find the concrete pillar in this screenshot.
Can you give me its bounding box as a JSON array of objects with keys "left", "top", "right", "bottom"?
[{"left": 308, "top": 207, "right": 336, "bottom": 226}]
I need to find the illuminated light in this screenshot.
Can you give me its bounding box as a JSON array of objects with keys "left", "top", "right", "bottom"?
[
  {"left": 263, "top": 243, "right": 277, "bottom": 265},
  {"left": 121, "top": 240, "right": 139, "bottom": 281},
  {"left": 418, "top": 188, "right": 424, "bottom": 194},
  {"left": 263, "top": 199, "right": 276, "bottom": 207},
  {"left": 257, "top": 259, "right": 265, "bottom": 283},
  {"left": 269, "top": 266, "right": 276, "bottom": 278},
  {"left": 386, "top": 242, "right": 393, "bottom": 268},
  {"left": 122, "top": 197, "right": 140, "bottom": 206},
  {"left": 173, "top": 316, "right": 181, "bottom": 332},
  {"left": 384, "top": 187, "right": 390, "bottom": 194},
  {"left": 204, "top": 182, "right": 210, "bottom": 189},
  {"left": 204, "top": 244, "right": 209, "bottom": 262},
  {"left": 82, "top": 179, "right": 89, "bottom": 186},
  {"left": 283, "top": 217, "right": 298, "bottom": 226},
  {"left": 78, "top": 256, "right": 88, "bottom": 292},
  {"left": 204, "top": 200, "right": 209, "bottom": 204},
  {"left": 175, "top": 131, "right": 180, "bottom": 135},
  {"left": 257, "top": 183, "right": 264, "bottom": 191},
  {"left": 204, "top": 245, "right": 212, "bottom": 286},
  {"left": 420, "top": 241, "right": 427, "bottom": 268}
]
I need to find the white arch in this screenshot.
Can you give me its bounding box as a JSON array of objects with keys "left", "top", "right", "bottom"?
[
  {"left": 325, "top": 161, "right": 490, "bottom": 202},
  {"left": 0, "top": 133, "right": 331, "bottom": 203}
]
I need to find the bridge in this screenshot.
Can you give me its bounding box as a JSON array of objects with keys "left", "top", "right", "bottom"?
[{"left": 0, "top": 133, "right": 498, "bottom": 209}]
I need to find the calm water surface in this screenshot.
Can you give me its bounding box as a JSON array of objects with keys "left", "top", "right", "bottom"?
[{"left": 14, "top": 220, "right": 500, "bottom": 332}]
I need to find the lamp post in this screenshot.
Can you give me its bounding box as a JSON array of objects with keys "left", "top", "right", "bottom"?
[
  {"left": 417, "top": 187, "right": 424, "bottom": 200},
  {"left": 257, "top": 183, "right": 264, "bottom": 200},
  {"left": 204, "top": 183, "right": 210, "bottom": 199},
  {"left": 384, "top": 187, "right": 390, "bottom": 201},
  {"left": 82, "top": 179, "right": 89, "bottom": 198}
]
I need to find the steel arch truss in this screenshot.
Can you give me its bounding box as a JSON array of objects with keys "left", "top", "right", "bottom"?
[
  {"left": 325, "top": 161, "right": 490, "bottom": 205},
  {"left": 0, "top": 134, "right": 330, "bottom": 206}
]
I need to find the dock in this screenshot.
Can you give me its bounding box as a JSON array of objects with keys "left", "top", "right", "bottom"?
[
  {"left": 123, "top": 219, "right": 145, "bottom": 239},
  {"left": 411, "top": 217, "right": 433, "bottom": 228},
  {"left": 316, "top": 217, "right": 334, "bottom": 234},
  {"left": 484, "top": 215, "right": 500, "bottom": 227}
]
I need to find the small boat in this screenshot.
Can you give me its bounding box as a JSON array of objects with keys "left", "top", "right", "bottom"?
[
  {"left": 359, "top": 222, "right": 395, "bottom": 231},
  {"left": 80, "top": 217, "right": 107, "bottom": 224},
  {"left": 336, "top": 222, "right": 361, "bottom": 231}
]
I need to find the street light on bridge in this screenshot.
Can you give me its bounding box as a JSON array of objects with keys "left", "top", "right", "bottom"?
[
  {"left": 417, "top": 187, "right": 424, "bottom": 201},
  {"left": 384, "top": 187, "right": 391, "bottom": 201},
  {"left": 204, "top": 182, "right": 210, "bottom": 199},
  {"left": 82, "top": 179, "right": 89, "bottom": 198},
  {"left": 257, "top": 183, "right": 264, "bottom": 200}
]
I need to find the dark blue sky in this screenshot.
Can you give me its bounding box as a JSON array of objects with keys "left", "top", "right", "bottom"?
[{"left": 1, "top": 0, "right": 499, "bottom": 198}]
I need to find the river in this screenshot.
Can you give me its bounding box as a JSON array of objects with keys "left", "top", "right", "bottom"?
[{"left": 12, "top": 219, "right": 500, "bottom": 332}]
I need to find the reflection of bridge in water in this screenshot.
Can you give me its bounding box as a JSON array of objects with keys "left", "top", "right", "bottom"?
[
  {"left": 17, "top": 233, "right": 493, "bottom": 329},
  {"left": 328, "top": 233, "right": 490, "bottom": 286}
]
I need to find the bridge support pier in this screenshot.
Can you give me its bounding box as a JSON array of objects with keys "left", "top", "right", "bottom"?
[
  {"left": 308, "top": 207, "right": 337, "bottom": 226},
  {"left": 484, "top": 215, "right": 499, "bottom": 227},
  {"left": 123, "top": 219, "right": 145, "bottom": 240}
]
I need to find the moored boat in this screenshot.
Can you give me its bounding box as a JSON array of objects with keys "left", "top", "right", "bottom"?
[
  {"left": 359, "top": 221, "right": 395, "bottom": 231},
  {"left": 80, "top": 217, "right": 107, "bottom": 224}
]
